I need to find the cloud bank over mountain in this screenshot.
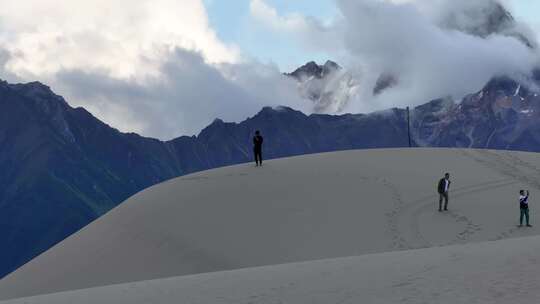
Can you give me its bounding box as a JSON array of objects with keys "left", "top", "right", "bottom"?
[
  {"left": 0, "top": 0, "right": 539, "bottom": 139},
  {"left": 254, "top": 0, "right": 540, "bottom": 113},
  {"left": 53, "top": 51, "right": 306, "bottom": 138},
  {"left": 0, "top": 0, "right": 306, "bottom": 138}
]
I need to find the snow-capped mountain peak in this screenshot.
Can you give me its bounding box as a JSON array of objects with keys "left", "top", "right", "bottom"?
[{"left": 286, "top": 61, "right": 359, "bottom": 113}]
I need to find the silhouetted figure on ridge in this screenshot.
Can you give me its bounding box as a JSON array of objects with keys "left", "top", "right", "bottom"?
[
  {"left": 437, "top": 173, "right": 451, "bottom": 212},
  {"left": 253, "top": 130, "right": 264, "bottom": 166},
  {"left": 519, "top": 190, "right": 532, "bottom": 227}
]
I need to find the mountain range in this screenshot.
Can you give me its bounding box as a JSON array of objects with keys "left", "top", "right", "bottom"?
[{"left": 1, "top": 62, "right": 540, "bottom": 279}]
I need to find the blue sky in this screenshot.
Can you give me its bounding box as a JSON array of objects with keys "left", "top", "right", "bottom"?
[
  {"left": 204, "top": 0, "right": 540, "bottom": 72},
  {"left": 509, "top": 0, "right": 540, "bottom": 22},
  {"left": 204, "top": 0, "right": 337, "bottom": 71}
]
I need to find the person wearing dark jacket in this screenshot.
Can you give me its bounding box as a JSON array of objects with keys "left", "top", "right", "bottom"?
[
  {"left": 437, "top": 173, "right": 451, "bottom": 212},
  {"left": 253, "top": 130, "right": 264, "bottom": 166},
  {"left": 519, "top": 190, "right": 531, "bottom": 227}
]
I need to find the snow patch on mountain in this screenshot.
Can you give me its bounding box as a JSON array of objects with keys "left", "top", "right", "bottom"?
[{"left": 287, "top": 61, "right": 360, "bottom": 113}]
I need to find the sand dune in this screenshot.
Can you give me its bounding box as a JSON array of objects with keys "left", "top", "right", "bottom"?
[
  {"left": 2, "top": 235, "right": 540, "bottom": 304},
  {"left": 1, "top": 148, "right": 540, "bottom": 300}
]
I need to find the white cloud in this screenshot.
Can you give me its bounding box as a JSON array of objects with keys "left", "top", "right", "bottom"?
[
  {"left": 0, "top": 0, "right": 239, "bottom": 79},
  {"left": 338, "top": 0, "right": 540, "bottom": 109},
  {"left": 53, "top": 50, "right": 308, "bottom": 138},
  {"left": 250, "top": 0, "right": 540, "bottom": 114},
  {"left": 0, "top": 0, "right": 309, "bottom": 139}
]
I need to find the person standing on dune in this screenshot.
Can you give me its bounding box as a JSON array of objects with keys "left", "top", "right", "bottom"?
[
  {"left": 253, "top": 130, "right": 264, "bottom": 166},
  {"left": 437, "top": 173, "right": 451, "bottom": 212},
  {"left": 519, "top": 190, "right": 532, "bottom": 227}
]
